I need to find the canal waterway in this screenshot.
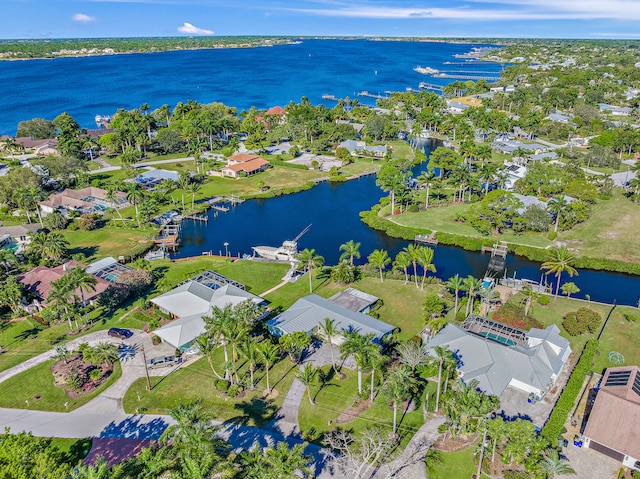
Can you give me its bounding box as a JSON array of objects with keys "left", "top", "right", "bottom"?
[{"left": 176, "top": 140, "right": 640, "bottom": 306}]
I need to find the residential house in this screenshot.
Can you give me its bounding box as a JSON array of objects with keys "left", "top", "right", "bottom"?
[
  {"left": 35, "top": 139, "right": 58, "bottom": 156},
  {"left": 151, "top": 271, "right": 265, "bottom": 351},
  {"left": 338, "top": 139, "right": 387, "bottom": 157},
  {"left": 132, "top": 169, "right": 180, "bottom": 189},
  {"left": 220, "top": 155, "right": 270, "bottom": 178},
  {"left": 40, "top": 186, "right": 127, "bottom": 216},
  {"left": 17, "top": 261, "right": 111, "bottom": 310},
  {"left": 0, "top": 223, "right": 41, "bottom": 253},
  {"left": 425, "top": 316, "right": 571, "bottom": 411},
  {"left": 503, "top": 162, "right": 528, "bottom": 190},
  {"left": 583, "top": 366, "right": 640, "bottom": 471},
  {"left": 546, "top": 111, "right": 571, "bottom": 123},
  {"left": 599, "top": 103, "right": 632, "bottom": 116},
  {"left": 266, "top": 294, "right": 395, "bottom": 344},
  {"left": 446, "top": 100, "right": 470, "bottom": 114}
]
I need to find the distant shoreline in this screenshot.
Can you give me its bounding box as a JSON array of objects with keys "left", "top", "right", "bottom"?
[{"left": 0, "top": 36, "right": 502, "bottom": 62}]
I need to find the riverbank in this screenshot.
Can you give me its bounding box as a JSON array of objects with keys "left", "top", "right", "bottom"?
[{"left": 360, "top": 201, "right": 640, "bottom": 276}]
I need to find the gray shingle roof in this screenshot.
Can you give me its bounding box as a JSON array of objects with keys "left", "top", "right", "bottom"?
[
  {"left": 267, "top": 294, "right": 395, "bottom": 339},
  {"left": 426, "top": 323, "right": 570, "bottom": 397}
]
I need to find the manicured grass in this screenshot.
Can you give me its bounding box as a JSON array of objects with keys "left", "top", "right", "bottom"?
[
  {"left": 63, "top": 225, "right": 155, "bottom": 261},
  {"left": 49, "top": 438, "right": 93, "bottom": 465},
  {"left": 123, "top": 352, "right": 297, "bottom": 427},
  {"left": 389, "top": 203, "right": 552, "bottom": 249},
  {"left": 298, "top": 366, "right": 425, "bottom": 446},
  {"left": 150, "top": 257, "right": 289, "bottom": 295},
  {"left": 0, "top": 359, "right": 122, "bottom": 412},
  {"left": 560, "top": 190, "right": 640, "bottom": 263},
  {"left": 427, "top": 443, "right": 478, "bottom": 479}
]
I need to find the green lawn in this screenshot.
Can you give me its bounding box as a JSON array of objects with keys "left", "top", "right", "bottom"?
[
  {"left": 63, "top": 225, "right": 155, "bottom": 261},
  {"left": 298, "top": 366, "right": 425, "bottom": 447},
  {"left": 427, "top": 443, "right": 478, "bottom": 479},
  {"left": 123, "top": 353, "right": 297, "bottom": 427},
  {"left": 389, "top": 203, "right": 552, "bottom": 249},
  {"left": 0, "top": 359, "right": 122, "bottom": 412},
  {"left": 150, "top": 257, "right": 289, "bottom": 296},
  {"left": 49, "top": 438, "right": 93, "bottom": 465}
]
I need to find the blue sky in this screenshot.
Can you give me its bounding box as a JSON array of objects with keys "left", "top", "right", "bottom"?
[{"left": 3, "top": 0, "right": 640, "bottom": 39}]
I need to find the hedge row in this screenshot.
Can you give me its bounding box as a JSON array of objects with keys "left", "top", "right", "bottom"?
[
  {"left": 360, "top": 205, "right": 640, "bottom": 276},
  {"left": 540, "top": 339, "right": 599, "bottom": 443}
]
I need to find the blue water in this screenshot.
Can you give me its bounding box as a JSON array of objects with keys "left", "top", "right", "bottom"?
[
  {"left": 1, "top": 39, "right": 638, "bottom": 304},
  {"left": 176, "top": 139, "right": 640, "bottom": 306},
  {"left": 0, "top": 39, "right": 502, "bottom": 135}
]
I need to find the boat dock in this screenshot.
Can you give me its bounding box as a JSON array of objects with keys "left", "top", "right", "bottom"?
[
  {"left": 154, "top": 224, "right": 181, "bottom": 250},
  {"left": 183, "top": 213, "right": 208, "bottom": 222},
  {"left": 415, "top": 232, "right": 439, "bottom": 245},
  {"left": 357, "top": 91, "right": 389, "bottom": 100},
  {"left": 482, "top": 241, "right": 508, "bottom": 258},
  {"left": 322, "top": 94, "right": 338, "bottom": 101},
  {"left": 434, "top": 73, "right": 500, "bottom": 81},
  {"left": 212, "top": 205, "right": 229, "bottom": 212},
  {"left": 419, "top": 82, "right": 443, "bottom": 92}
]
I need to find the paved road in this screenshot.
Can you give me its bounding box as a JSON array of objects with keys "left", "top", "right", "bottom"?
[{"left": 91, "top": 157, "right": 197, "bottom": 174}]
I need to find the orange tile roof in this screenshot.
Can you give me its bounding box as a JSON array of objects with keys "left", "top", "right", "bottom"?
[
  {"left": 266, "top": 106, "right": 286, "bottom": 116},
  {"left": 223, "top": 157, "right": 269, "bottom": 173},
  {"left": 227, "top": 153, "right": 261, "bottom": 163},
  {"left": 18, "top": 261, "right": 111, "bottom": 303},
  {"left": 584, "top": 366, "right": 640, "bottom": 459}
]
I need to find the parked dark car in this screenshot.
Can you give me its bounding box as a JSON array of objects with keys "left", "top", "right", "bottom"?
[
  {"left": 107, "top": 327, "right": 133, "bottom": 340},
  {"left": 146, "top": 355, "right": 182, "bottom": 369}
]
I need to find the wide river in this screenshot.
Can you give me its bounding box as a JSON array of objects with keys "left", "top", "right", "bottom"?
[
  {"left": 176, "top": 139, "right": 640, "bottom": 306},
  {"left": 0, "top": 39, "right": 637, "bottom": 304}
]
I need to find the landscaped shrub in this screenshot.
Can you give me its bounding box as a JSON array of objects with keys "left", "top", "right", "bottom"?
[
  {"left": 227, "top": 384, "right": 240, "bottom": 398},
  {"left": 492, "top": 302, "right": 544, "bottom": 330},
  {"left": 562, "top": 307, "right": 602, "bottom": 336},
  {"left": 624, "top": 311, "right": 640, "bottom": 323},
  {"left": 89, "top": 369, "right": 102, "bottom": 381},
  {"left": 541, "top": 339, "right": 598, "bottom": 442},
  {"left": 537, "top": 295, "right": 550, "bottom": 306},
  {"left": 407, "top": 204, "right": 419, "bottom": 213},
  {"left": 547, "top": 231, "right": 558, "bottom": 240},
  {"left": 216, "top": 380, "right": 230, "bottom": 392}
]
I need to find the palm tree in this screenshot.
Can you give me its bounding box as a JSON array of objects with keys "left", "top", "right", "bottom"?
[
  {"left": 405, "top": 244, "right": 421, "bottom": 288},
  {"left": 69, "top": 457, "right": 110, "bottom": 479},
  {"left": 367, "top": 249, "right": 390, "bottom": 282},
  {"left": 339, "top": 239, "right": 361, "bottom": 265},
  {"left": 416, "top": 246, "right": 436, "bottom": 290},
  {"left": 479, "top": 162, "right": 498, "bottom": 195},
  {"left": 297, "top": 248, "right": 324, "bottom": 294},
  {"left": 446, "top": 274, "right": 464, "bottom": 317},
  {"left": 521, "top": 284, "right": 540, "bottom": 316},
  {"left": 90, "top": 342, "right": 119, "bottom": 366},
  {"left": 393, "top": 250, "right": 412, "bottom": 285},
  {"left": 367, "top": 351, "right": 386, "bottom": 402},
  {"left": 126, "top": 184, "right": 145, "bottom": 226},
  {"left": 432, "top": 345, "right": 453, "bottom": 413},
  {"left": 541, "top": 246, "right": 578, "bottom": 299},
  {"left": 160, "top": 179, "right": 178, "bottom": 205},
  {"left": 187, "top": 181, "right": 201, "bottom": 210},
  {"left": 257, "top": 342, "right": 280, "bottom": 395},
  {"left": 547, "top": 195, "right": 568, "bottom": 232},
  {"left": 382, "top": 366, "right": 418, "bottom": 434},
  {"left": 417, "top": 170, "right": 436, "bottom": 208},
  {"left": 297, "top": 363, "right": 318, "bottom": 406},
  {"left": 340, "top": 331, "right": 378, "bottom": 394},
  {"left": 48, "top": 276, "right": 74, "bottom": 330},
  {"left": 539, "top": 449, "right": 576, "bottom": 478},
  {"left": 317, "top": 317, "right": 339, "bottom": 374},
  {"left": 194, "top": 334, "right": 224, "bottom": 380},
  {"left": 463, "top": 275, "right": 483, "bottom": 316},
  {"left": 203, "top": 305, "right": 234, "bottom": 378},
  {"left": 178, "top": 171, "right": 191, "bottom": 209},
  {"left": 238, "top": 338, "right": 261, "bottom": 389},
  {"left": 67, "top": 266, "right": 97, "bottom": 324},
  {"left": 104, "top": 185, "right": 125, "bottom": 225}
]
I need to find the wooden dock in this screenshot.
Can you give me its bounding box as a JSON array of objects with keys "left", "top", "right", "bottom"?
[
  {"left": 212, "top": 205, "right": 229, "bottom": 212},
  {"left": 433, "top": 73, "right": 500, "bottom": 81},
  {"left": 481, "top": 242, "right": 508, "bottom": 258},
  {"left": 357, "top": 91, "right": 389, "bottom": 100},
  {"left": 153, "top": 224, "right": 181, "bottom": 250},
  {"left": 183, "top": 213, "right": 208, "bottom": 222},
  {"left": 416, "top": 232, "right": 439, "bottom": 245},
  {"left": 419, "top": 82, "right": 443, "bottom": 92}
]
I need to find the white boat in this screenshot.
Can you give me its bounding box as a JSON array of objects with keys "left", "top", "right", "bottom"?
[
  {"left": 413, "top": 66, "right": 440, "bottom": 75},
  {"left": 252, "top": 225, "right": 311, "bottom": 261}
]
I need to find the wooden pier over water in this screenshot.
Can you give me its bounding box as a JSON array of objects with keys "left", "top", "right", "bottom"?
[
  {"left": 415, "top": 232, "right": 439, "bottom": 245},
  {"left": 434, "top": 73, "right": 500, "bottom": 81},
  {"left": 357, "top": 91, "right": 389, "bottom": 100}
]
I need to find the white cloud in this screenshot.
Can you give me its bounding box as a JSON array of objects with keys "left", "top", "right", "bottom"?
[
  {"left": 283, "top": 0, "right": 640, "bottom": 21},
  {"left": 72, "top": 13, "right": 96, "bottom": 23},
  {"left": 177, "top": 22, "right": 214, "bottom": 35}
]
